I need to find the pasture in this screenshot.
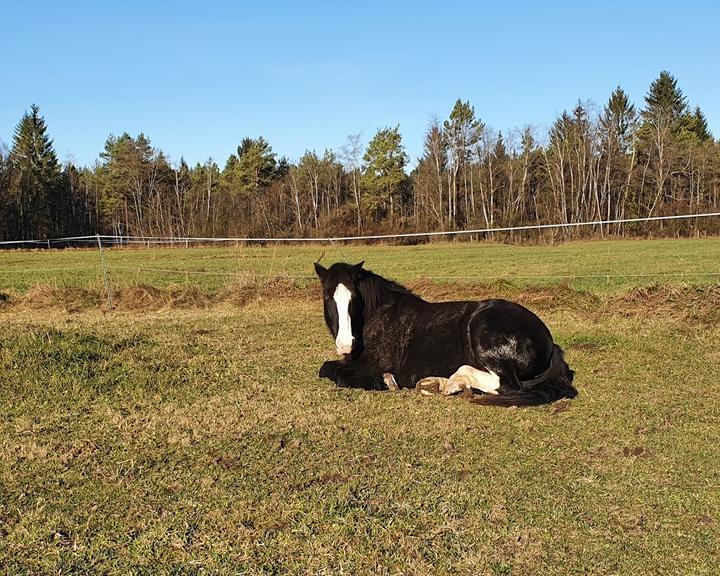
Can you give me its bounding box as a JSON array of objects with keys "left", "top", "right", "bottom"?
[{"left": 1, "top": 238, "right": 719, "bottom": 574}]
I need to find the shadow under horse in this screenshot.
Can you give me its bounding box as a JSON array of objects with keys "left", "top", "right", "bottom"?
[{"left": 315, "top": 261, "right": 577, "bottom": 407}]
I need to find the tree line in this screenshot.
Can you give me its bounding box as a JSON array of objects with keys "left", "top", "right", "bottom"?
[{"left": 1, "top": 71, "right": 718, "bottom": 243}]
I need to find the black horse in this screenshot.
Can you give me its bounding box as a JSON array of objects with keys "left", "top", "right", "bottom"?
[{"left": 315, "top": 261, "right": 577, "bottom": 407}]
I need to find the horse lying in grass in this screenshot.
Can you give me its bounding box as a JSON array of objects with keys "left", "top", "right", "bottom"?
[{"left": 315, "top": 261, "right": 577, "bottom": 407}]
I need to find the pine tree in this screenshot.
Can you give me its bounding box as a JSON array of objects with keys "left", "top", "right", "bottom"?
[
  {"left": 443, "top": 99, "right": 484, "bottom": 225},
  {"left": 361, "top": 126, "right": 408, "bottom": 224},
  {"left": 97, "top": 132, "right": 172, "bottom": 236},
  {"left": 10, "top": 104, "right": 62, "bottom": 238},
  {"left": 234, "top": 137, "right": 277, "bottom": 194},
  {"left": 444, "top": 100, "right": 483, "bottom": 156}
]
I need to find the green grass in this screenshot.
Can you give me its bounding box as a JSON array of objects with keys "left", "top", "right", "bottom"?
[
  {"left": 1, "top": 239, "right": 719, "bottom": 574},
  {"left": 1, "top": 237, "right": 719, "bottom": 295}
]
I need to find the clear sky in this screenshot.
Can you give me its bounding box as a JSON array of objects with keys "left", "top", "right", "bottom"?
[{"left": 2, "top": 1, "right": 719, "bottom": 168}]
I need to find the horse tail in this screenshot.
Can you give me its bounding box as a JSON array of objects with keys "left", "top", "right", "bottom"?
[{"left": 470, "top": 344, "right": 577, "bottom": 407}]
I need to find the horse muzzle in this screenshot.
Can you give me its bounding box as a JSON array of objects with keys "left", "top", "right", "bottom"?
[{"left": 335, "top": 337, "right": 354, "bottom": 355}]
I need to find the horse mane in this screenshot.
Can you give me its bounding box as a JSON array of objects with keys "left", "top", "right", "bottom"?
[{"left": 357, "top": 269, "right": 416, "bottom": 316}]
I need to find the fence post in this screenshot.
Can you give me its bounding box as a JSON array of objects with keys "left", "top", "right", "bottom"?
[{"left": 96, "top": 234, "right": 113, "bottom": 310}]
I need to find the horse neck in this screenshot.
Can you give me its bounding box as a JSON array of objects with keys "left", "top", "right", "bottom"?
[{"left": 357, "top": 273, "right": 415, "bottom": 319}]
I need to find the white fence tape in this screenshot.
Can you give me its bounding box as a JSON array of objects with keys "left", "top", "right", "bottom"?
[{"left": 0, "top": 211, "right": 719, "bottom": 247}]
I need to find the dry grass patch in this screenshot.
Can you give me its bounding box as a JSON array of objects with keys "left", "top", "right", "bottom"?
[{"left": 8, "top": 277, "right": 720, "bottom": 330}]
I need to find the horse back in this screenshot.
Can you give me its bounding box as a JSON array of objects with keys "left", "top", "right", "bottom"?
[{"left": 365, "top": 296, "right": 554, "bottom": 388}]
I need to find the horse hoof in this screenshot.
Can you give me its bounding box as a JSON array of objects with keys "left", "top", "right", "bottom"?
[
  {"left": 441, "top": 374, "right": 472, "bottom": 396},
  {"left": 415, "top": 377, "right": 444, "bottom": 396},
  {"left": 319, "top": 361, "right": 337, "bottom": 380},
  {"left": 383, "top": 373, "right": 399, "bottom": 391}
]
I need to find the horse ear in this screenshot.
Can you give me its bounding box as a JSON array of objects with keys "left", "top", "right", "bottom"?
[
  {"left": 314, "top": 262, "right": 328, "bottom": 280},
  {"left": 354, "top": 261, "right": 365, "bottom": 270}
]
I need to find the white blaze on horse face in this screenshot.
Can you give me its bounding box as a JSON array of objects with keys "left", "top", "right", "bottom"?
[{"left": 333, "top": 283, "right": 354, "bottom": 355}]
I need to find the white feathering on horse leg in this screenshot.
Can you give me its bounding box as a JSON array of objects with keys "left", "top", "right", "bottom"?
[
  {"left": 416, "top": 367, "right": 500, "bottom": 397},
  {"left": 452, "top": 365, "right": 500, "bottom": 394},
  {"left": 383, "top": 373, "right": 399, "bottom": 391}
]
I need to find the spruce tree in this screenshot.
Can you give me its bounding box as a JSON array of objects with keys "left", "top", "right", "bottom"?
[
  {"left": 493, "top": 131, "right": 508, "bottom": 161},
  {"left": 10, "top": 104, "right": 62, "bottom": 238},
  {"left": 0, "top": 145, "right": 13, "bottom": 240},
  {"left": 601, "top": 87, "right": 636, "bottom": 152},
  {"left": 685, "top": 106, "right": 712, "bottom": 142},
  {"left": 641, "top": 71, "right": 688, "bottom": 133}
]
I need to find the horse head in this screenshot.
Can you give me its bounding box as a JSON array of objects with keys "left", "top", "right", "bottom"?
[{"left": 314, "top": 261, "right": 366, "bottom": 357}]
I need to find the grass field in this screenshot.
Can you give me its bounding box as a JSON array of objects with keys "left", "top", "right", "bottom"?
[
  {"left": 1, "top": 239, "right": 719, "bottom": 574},
  {"left": 1, "top": 237, "right": 719, "bottom": 295}
]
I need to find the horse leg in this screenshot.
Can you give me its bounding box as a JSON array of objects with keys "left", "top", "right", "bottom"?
[
  {"left": 451, "top": 365, "right": 501, "bottom": 395},
  {"left": 415, "top": 376, "right": 448, "bottom": 395},
  {"left": 415, "top": 375, "right": 468, "bottom": 396},
  {"left": 383, "top": 373, "right": 399, "bottom": 391},
  {"left": 319, "top": 355, "right": 386, "bottom": 390},
  {"left": 415, "top": 365, "right": 501, "bottom": 396},
  {"left": 319, "top": 360, "right": 341, "bottom": 381}
]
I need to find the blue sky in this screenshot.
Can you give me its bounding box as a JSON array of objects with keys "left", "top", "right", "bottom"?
[{"left": 2, "top": 1, "right": 719, "bottom": 168}]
